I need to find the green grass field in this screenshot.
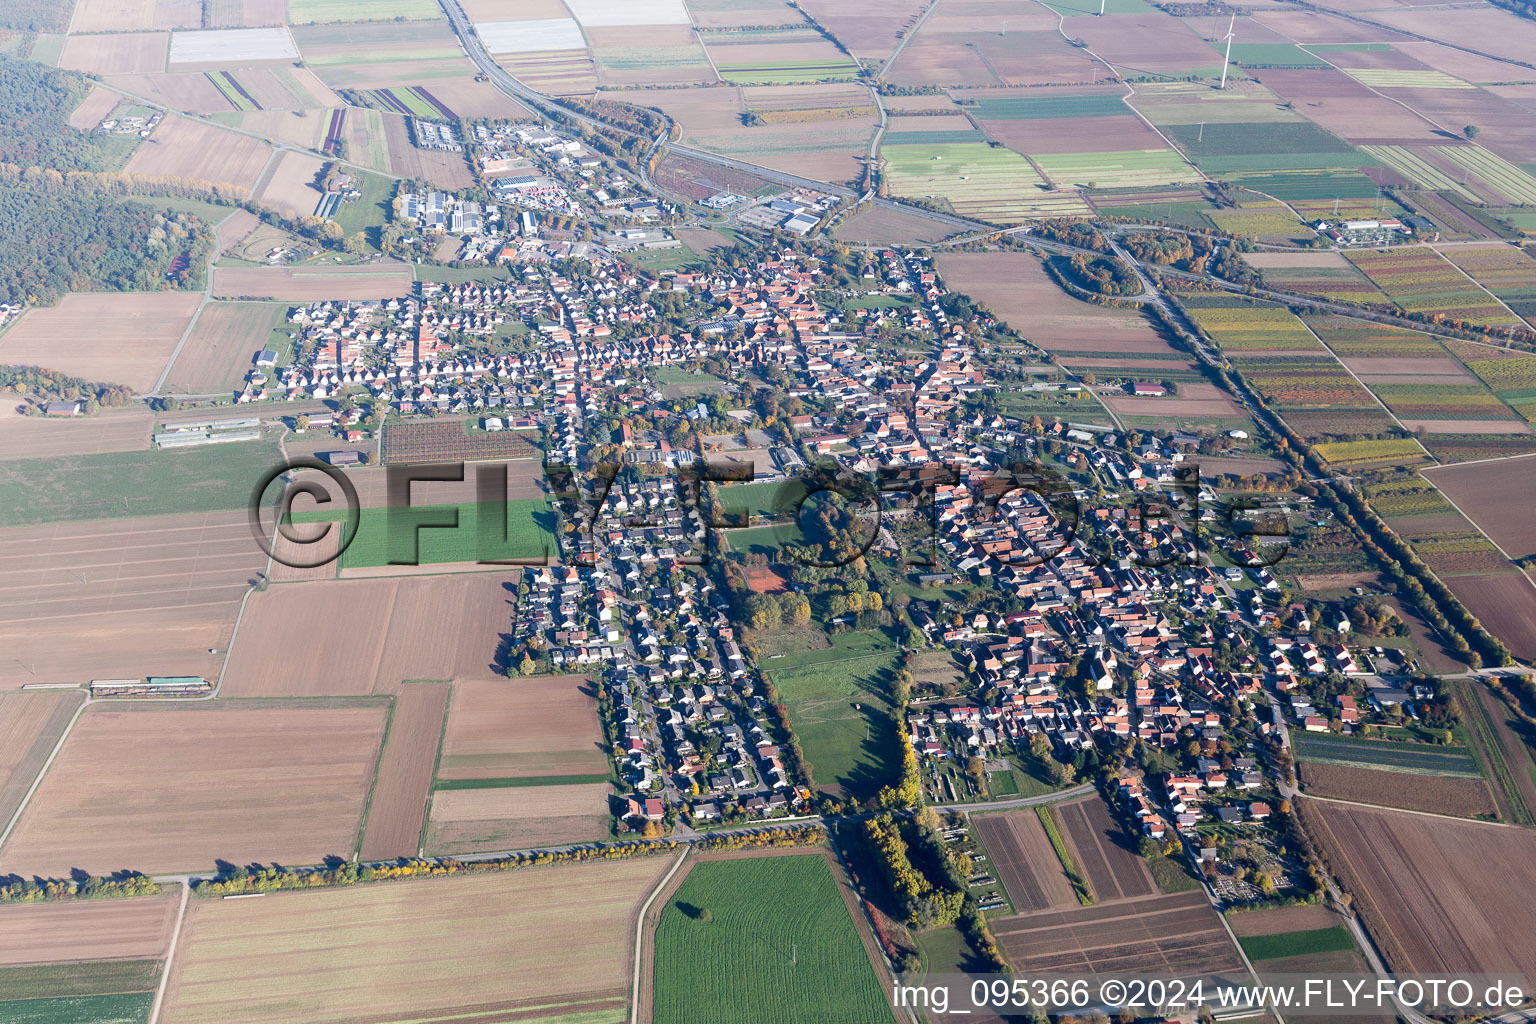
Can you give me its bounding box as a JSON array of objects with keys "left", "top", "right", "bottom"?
[
  {"left": 967, "top": 93, "right": 1127, "bottom": 120},
  {"left": 287, "top": 0, "right": 440, "bottom": 22},
  {"left": 0, "top": 992, "right": 153, "bottom": 1024},
  {"left": 0, "top": 962, "right": 161, "bottom": 1003},
  {"left": 716, "top": 59, "right": 861, "bottom": 84},
  {"left": 717, "top": 480, "right": 799, "bottom": 520},
  {"left": 762, "top": 631, "right": 902, "bottom": 800},
  {"left": 1167, "top": 121, "right": 1355, "bottom": 159},
  {"left": 651, "top": 854, "right": 891, "bottom": 1024},
  {"left": 290, "top": 498, "right": 558, "bottom": 567},
  {"left": 1221, "top": 42, "right": 1328, "bottom": 68},
  {"left": 330, "top": 169, "right": 395, "bottom": 243},
  {"left": 1239, "top": 926, "right": 1356, "bottom": 962},
  {"left": 0, "top": 436, "right": 283, "bottom": 527}
]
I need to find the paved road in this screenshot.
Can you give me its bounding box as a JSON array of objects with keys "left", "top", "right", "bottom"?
[{"left": 941, "top": 782, "right": 1095, "bottom": 812}]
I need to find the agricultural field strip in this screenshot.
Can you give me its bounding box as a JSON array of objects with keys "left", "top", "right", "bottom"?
[{"left": 1292, "top": 733, "right": 1482, "bottom": 778}]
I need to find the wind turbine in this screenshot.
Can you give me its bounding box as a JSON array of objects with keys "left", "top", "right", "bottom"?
[
  {"left": 1218, "top": 14, "right": 1236, "bottom": 90},
  {"left": 1099, "top": 0, "right": 1106, "bottom": 15}
]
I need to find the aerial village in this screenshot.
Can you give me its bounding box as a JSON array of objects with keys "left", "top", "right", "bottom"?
[{"left": 227, "top": 236, "right": 1439, "bottom": 900}]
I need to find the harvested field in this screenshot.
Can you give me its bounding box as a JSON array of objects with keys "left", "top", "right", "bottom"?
[
  {"left": 1240, "top": 68, "right": 1439, "bottom": 143},
  {"left": 832, "top": 205, "right": 957, "bottom": 244},
  {"left": 882, "top": 140, "right": 1090, "bottom": 222},
  {"left": 59, "top": 32, "right": 169, "bottom": 75},
  {"left": 221, "top": 574, "right": 521, "bottom": 696},
  {"left": 0, "top": 507, "right": 261, "bottom": 686},
  {"left": 1228, "top": 903, "right": 1343, "bottom": 938},
  {"left": 160, "top": 857, "right": 668, "bottom": 1024},
  {"left": 1103, "top": 383, "right": 1246, "bottom": 421},
  {"left": 1056, "top": 795, "right": 1155, "bottom": 902},
  {"left": 973, "top": 809, "right": 1076, "bottom": 912},
  {"left": 211, "top": 262, "right": 413, "bottom": 300},
  {"left": 1369, "top": 7, "right": 1536, "bottom": 69},
  {"left": 0, "top": 400, "right": 152, "bottom": 459},
  {"left": 358, "top": 682, "right": 450, "bottom": 861},
  {"left": 104, "top": 72, "right": 237, "bottom": 114},
  {"left": 1301, "top": 799, "right": 1536, "bottom": 976},
  {"left": 672, "top": 227, "right": 737, "bottom": 253},
  {"left": 1197, "top": 454, "right": 1289, "bottom": 478},
  {"left": 381, "top": 111, "right": 472, "bottom": 187},
  {"left": 69, "top": 0, "right": 201, "bottom": 31},
  {"left": 399, "top": 75, "right": 528, "bottom": 118},
  {"left": 0, "top": 292, "right": 201, "bottom": 393},
  {"left": 0, "top": 703, "right": 387, "bottom": 877},
  {"left": 424, "top": 781, "right": 611, "bottom": 854},
  {"left": 256, "top": 149, "right": 326, "bottom": 219},
  {"left": 0, "top": 605, "right": 237, "bottom": 689},
  {"left": 1425, "top": 455, "right": 1536, "bottom": 561},
  {"left": 164, "top": 301, "right": 285, "bottom": 395},
  {"left": 983, "top": 113, "right": 1167, "bottom": 156},
  {"left": 214, "top": 208, "right": 260, "bottom": 250},
  {"left": 1298, "top": 761, "right": 1496, "bottom": 818},
  {"left": 125, "top": 115, "right": 272, "bottom": 193},
  {"left": 1444, "top": 572, "right": 1536, "bottom": 662},
  {"left": 1066, "top": 11, "right": 1220, "bottom": 77},
  {"left": 0, "top": 691, "right": 81, "bottom": 833},
  {"left": 990, "top": 889, "right": 1248, "bottom": 981},
  {"left": 797, "top": 0, "right": 927, "bottom": 61},
  {"left": 67, "top": 85, "right": 121, "bottom": 130},
  {"left": 887, "top": 22, "right": 1097, "bottom": 87},
  {"left": 937, "top": 251, "right": 1174, "bottom": 355},
  {"left": 0, "top": 894, "right": 178, "bottom": 966},
  {"left": 437, "top": 676, "right": 607, "bottom": 781}
]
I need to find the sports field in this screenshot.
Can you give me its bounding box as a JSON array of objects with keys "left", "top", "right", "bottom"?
[{"left": 651, "top": 853, "right": 891, "bottom": 1024}]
